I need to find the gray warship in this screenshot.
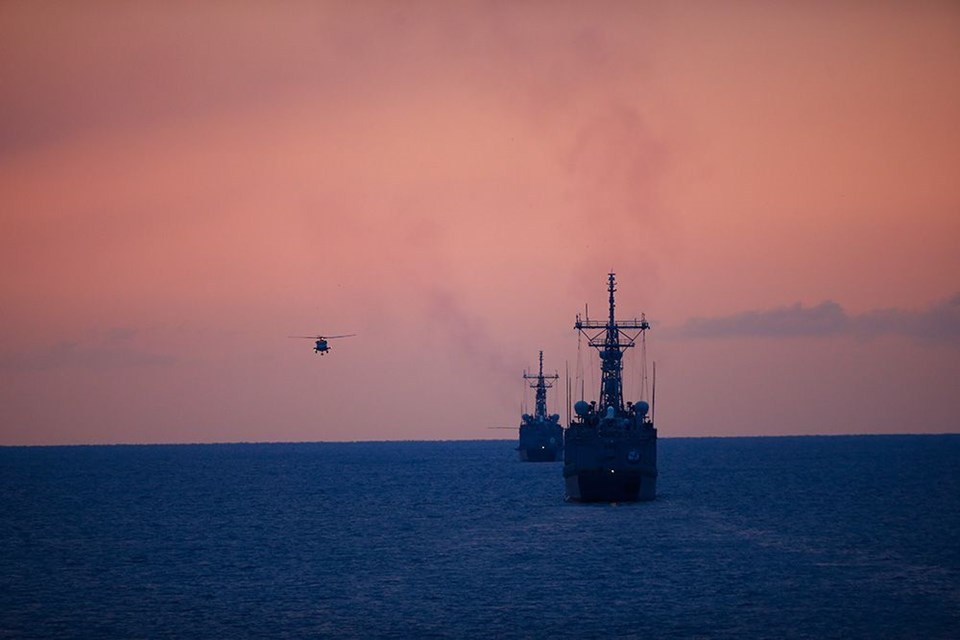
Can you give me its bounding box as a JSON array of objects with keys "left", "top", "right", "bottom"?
[
  {"left": 518, "top": 351, "right": 563, "bottom": 462},
  {"left": 563, "top": 272, "right": 658, "bottom": 502}
]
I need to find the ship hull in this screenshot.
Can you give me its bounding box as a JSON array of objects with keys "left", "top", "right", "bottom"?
[
  {"left": 563, "top": 423, "right": 657, "bottom": 502},
  {"left": 519, "top": 445, "right": 561, "bottom": 462},
  {"left": 564, "top": 468, "right": 656, "bottom": 502},
  {"left": 518, "top": 422, "right": 563, "bottom": 463}
]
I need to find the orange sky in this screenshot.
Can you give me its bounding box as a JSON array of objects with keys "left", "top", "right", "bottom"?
[{"left": 2, "top": 1, "right": 959, "bottom": 444}]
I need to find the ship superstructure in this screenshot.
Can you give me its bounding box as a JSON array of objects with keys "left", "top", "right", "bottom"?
[
  {"left": 563, "top": 273, "right": 658, "bottom": 501},
  {"left": 518, "top": 351, "right": 563, "bottom": 462}
]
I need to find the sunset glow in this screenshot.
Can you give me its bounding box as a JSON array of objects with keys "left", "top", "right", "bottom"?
[{"left": 2, "top": 2, "right": 958, "bottom": 444}]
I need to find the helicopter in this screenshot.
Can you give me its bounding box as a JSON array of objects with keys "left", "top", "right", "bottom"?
[{"left": 288, "top": 334, "right": 356, "bottom": 355}]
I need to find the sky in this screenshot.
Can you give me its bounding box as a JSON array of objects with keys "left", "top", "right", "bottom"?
[{"left": 2, "top": 1, "right": 959, "bottom": 445}]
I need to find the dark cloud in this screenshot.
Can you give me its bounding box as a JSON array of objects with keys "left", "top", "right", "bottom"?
[
  {"left": 666, "top": 294, "right": 960, "bottom": 344},
  {"left": 854, "top": 293, "right": 960, "bottom": 344}
]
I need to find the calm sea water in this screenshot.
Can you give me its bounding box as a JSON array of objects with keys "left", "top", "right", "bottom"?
[{"left": 2, "top": 435, "right": 958, "bottom": 639}]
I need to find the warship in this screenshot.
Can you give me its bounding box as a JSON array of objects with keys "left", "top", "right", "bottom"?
[
  {"left": 517, "top": 351, "right": 563, "bottom": 462},
  {"left": 563, "top": 272, "right": 658, "bottom": 502}
]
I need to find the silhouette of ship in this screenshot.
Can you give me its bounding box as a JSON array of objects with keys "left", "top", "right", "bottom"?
[
  {"left": 517, "top": 351, "right": 563, "bottom": 462},
  {"left": 564, "top": 273, "right": 658, "bottom": 502}
]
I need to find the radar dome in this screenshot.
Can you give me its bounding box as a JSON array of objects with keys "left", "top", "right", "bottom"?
[
  {"left": 635, "top": 401, "right": 650, "bottom": 417},
  {"left": 574, "top": 400, "right": 591, "bottom": 417}
]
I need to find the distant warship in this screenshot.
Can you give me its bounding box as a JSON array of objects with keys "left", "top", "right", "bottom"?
[
  {"left": 564, "top": 273, "right": 658, "bottom": 502},
  {"left": 518, "top": 351, "right": 563, "bottom": 462}
]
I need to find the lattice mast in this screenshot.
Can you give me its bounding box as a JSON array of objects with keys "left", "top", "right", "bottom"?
[
  {"left": 523, "top": 351, "right": 559, "bottom": 420},
  {"left": 574, "top": 272, "right": 650, "bottom": 414}
]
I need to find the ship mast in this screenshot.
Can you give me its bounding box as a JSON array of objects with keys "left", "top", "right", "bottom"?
[
  {"left": 524, "top": 351, "right": 559, "bottom": 420},
  {"left": 574, "top": 272, "right": 650, "bottom": 414}
]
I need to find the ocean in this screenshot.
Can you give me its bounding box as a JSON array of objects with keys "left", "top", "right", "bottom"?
[{"left": 1, "top": 435, "right": 958, "bottom": 639}]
